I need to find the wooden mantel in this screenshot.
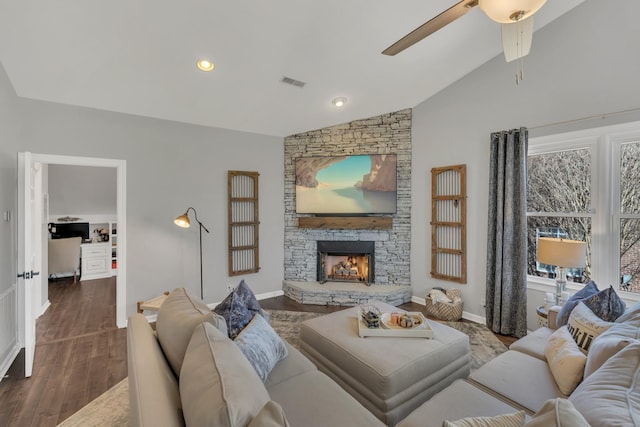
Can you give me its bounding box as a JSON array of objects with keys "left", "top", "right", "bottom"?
[{"left": 297, "top": 216, "right": 392, "bottom": 230}]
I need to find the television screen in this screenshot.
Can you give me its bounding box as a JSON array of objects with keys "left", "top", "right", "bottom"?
[
  {"left": 295, "top": 154, "right": 397, "bottom": 214},
  {"left": 50, "top": 222, "right": 90, "bottom": 241}
]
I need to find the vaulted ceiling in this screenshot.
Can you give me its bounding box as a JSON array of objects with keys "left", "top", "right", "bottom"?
[{"left": 0, "top": 1, "right": 583, "bottom": 137}]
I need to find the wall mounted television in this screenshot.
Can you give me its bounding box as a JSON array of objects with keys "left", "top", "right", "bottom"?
[
  {"left": 295, "top": 154, "right": 397, "bottom": 215},
  {"left": 49, "top": 222, "right": 90, "bottom": 241}
]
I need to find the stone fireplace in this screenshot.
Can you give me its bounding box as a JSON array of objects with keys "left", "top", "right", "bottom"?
[
  {"left": 317, "top": 241, "right": 374, "bottom": 284},
  {"left": 282, "top": 109, "right": 412, "bottom": 306}
]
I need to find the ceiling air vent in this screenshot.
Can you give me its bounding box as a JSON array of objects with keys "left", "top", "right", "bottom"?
[{"left": 281, "top": 76, "right": 306, "bottom": 88}]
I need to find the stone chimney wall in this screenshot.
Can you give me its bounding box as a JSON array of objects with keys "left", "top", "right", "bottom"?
[{"left": 283, "top": 109, "right": 412, "bottom": 286}]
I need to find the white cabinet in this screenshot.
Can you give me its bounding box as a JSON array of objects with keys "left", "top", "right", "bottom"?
[{"left": 81, "top": 242, "right": 111, "bottom": 281}]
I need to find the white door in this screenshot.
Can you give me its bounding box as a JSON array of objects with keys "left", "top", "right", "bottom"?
[{"left": 17, "top": 152, "right": 40, "bottom": 377}]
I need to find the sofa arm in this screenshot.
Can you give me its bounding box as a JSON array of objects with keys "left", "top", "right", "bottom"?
[{"left": 547, "top": 305, "right": 562, "bottom": 330}]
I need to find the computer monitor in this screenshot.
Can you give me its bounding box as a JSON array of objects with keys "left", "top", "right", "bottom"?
[{"left": 50, "top": 222, "right": 90, "bottom": 242}]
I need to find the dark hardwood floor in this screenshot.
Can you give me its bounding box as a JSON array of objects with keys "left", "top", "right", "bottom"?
[
  {"left": 0, "top": 282, "right": 516, "bottom": 426},
  {"left": 0, "top": 277, "right": 127, "bottom": 427}
]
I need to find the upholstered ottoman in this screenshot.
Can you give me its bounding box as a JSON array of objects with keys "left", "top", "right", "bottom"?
[{"left": 298, "top": 301, "right": 471, "bottom": 426}]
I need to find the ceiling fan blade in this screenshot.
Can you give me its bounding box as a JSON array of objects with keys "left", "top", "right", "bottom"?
[{"left": 382, "top": 0, "right": 479, "bottom": 56}]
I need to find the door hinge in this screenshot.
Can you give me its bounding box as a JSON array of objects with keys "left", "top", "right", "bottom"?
[{"left": 17, "top": 271, "right": 39, "bottom": 279}]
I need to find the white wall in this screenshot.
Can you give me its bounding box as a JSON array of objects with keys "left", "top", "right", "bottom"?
[
  {"left": 410, "top": 0, "right": 640, "bottom": 326},
  {"left": 0, "top": 70, "right": 284, "bottom": 315},
  {"left": 48, "top": 164, "right": 117, "bottom": 216}
]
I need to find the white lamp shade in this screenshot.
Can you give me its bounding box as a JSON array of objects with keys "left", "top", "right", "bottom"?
[
  {"left": 478, "top": 0, "right": 547, "bottom": 23},
  {"left": 537, "top": 237, "right": 586, "bottom": 268}
]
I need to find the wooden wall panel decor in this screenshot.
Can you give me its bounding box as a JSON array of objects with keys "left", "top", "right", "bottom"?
[
  {"left": 228, "top": 171, "right": 260, "bottom": 276},
  {"left": 431, "top": 164, "right": 467, "bottom": 283}
]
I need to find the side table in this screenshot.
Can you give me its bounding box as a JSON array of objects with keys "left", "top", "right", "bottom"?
[
  {"left": 137, "top": 291, "right": 170, "bottom": 314},
  {"left": 536, "top": 305, "right": 548, "bottom": 328}
]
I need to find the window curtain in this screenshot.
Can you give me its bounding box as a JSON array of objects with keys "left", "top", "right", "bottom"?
[{"left": 486, "top": 128, "right": 528, "bottom": 337}]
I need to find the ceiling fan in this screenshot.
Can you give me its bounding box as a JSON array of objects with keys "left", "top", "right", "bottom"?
[{"left": 382, "top": 0, "right": 547, "bottom": 62}]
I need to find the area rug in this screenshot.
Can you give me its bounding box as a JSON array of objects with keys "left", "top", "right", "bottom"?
[{"left": 58, "top": 309, "right": 507, "bottom": 426}]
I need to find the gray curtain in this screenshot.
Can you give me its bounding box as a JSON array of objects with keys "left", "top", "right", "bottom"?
[{"left": 486, "top": 128, "right": 528, "bottom": 337}]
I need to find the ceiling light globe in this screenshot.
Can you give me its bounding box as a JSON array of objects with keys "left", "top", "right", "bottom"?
[
  {"left": 196, "top": 59, "right": 214, "bottom": 72},
  {"left": 332, "top": 97, "right": 347, "bottom": 107},
  {"left": 478, "top": 0, "right": 546, "bottom": 23}
]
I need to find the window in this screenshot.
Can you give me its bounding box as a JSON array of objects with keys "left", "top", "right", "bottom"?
[{"left": 527, "top": 123, "right": 640, "bottom": 296}]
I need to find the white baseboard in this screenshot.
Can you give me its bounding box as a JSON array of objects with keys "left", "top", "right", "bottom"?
[
  {"left": 38, "top": 300, "right": 51, "bottom": 318},
  {"left": 0, "top": 344, "right": 21, "bottom": 383}
]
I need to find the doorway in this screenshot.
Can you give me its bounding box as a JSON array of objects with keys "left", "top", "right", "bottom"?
[{"left": 17, "top": 152, "right": 126, "bottom": 377}]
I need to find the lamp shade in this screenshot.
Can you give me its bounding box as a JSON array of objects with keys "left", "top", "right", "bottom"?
[
  {"left": 478, "top": 0, "right": 546, "bottom": 23},
  {"left": 537, "top": 237, "right": 586, "bottom": 268},
  {"left": 174, "top": 212, "right": 191, "bottom": 228}
]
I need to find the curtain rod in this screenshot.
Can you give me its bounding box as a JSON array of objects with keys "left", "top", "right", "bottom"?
[{"left": 528, "top": 107, "right": 640, "bottom": 131}]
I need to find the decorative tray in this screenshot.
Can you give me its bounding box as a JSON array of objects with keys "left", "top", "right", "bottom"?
[{"left": 357, "top": 311, "right": 433, "bottom": 338}]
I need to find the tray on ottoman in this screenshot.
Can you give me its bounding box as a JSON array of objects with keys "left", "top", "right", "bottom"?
[{"left": 358, "top": 312, "right": 433, "bottom": 338}]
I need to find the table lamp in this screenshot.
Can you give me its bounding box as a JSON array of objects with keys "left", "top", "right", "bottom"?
[
  {"left": 537, "top": 237, "right": 587, "bottom": 305},
  {"left": 175, "top": 207, "right": 210, "bottom": 300}
]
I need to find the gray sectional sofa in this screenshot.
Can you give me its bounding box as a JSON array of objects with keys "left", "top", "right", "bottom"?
[
  {"left": 128, "top": 288, "right": 640, "bottom": 426},
  {"left": 398, "top": 304, "right": 640, "bottom": 427},
  {"left": 127, "top": 288, "right": 384, "bottom": 427}
]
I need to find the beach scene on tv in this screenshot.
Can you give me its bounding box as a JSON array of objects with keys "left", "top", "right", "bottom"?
[{"left": 295, "top": 154, "right": 397, "bottom": 214}]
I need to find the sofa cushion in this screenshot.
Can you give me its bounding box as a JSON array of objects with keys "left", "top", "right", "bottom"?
[
  {"left": 264, "top": 342, "right": 317, "bottom": 389},
  {"left": 234, "top": 313, "right": 288, "bottom": 381},
  {"left": 469, "top": 351, "right": 561, "bottom": 413},
  {"left": 569, "top": 342, "right": 640, "bottom": 427},
  {"left": 581, "top": 285, "right": 626, "bottom": 322},
  {"left": 524, "top": 398, "right": 590, "bottom": 427},
  {"left": 180, "top": 322, "right": 270, "bottom": 427},
  {"left": 247, "top": 401, "right": 290, "bottom": 427},
  {"left": 214, "top": 280, "right": 266, "bottom": 339},
  {"left": 509, "top": 327, "right": 554, "bottom": 361},
  {"left": 395, "top": 380, "right": 528, "bottom": 427},
  {"left": 567, "top": 302, "right": 614, "bottom": 354},
  {"left": 557, "top": 281, "right": 599, "bottom": 327},
  {"left": 544, "top": 326, "right": 586, "bottom": 395},
  {"left": 267, "top": 370, "right": 385, "bottom": 427},
  {"left": 443, "top": 411, "right": 525, "bottom": 427},
  {"left": 584, "top": 320, "right": 639, "bottom": 377},
  {"left": 156, "top": 287, "right": 227, "bottom": 377},
  {"left": 616, "top": 300, "right": 640, "bottom": 323},
  {"left": 127, "top": 314, "right": 183, "bottom": 427}
]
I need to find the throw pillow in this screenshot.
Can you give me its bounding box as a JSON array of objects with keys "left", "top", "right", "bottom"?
[
  {"left": 544, "top": 326, "right": 587, "bottom": 396},
  {"left": 180, "top": 322, "right": 270, "bottom": 427},
  {"left": 214, "top": 280, "right": 266, "bottom": 339},
  {"left": 581, "top": 285, "right": 626, "bottom": 322},
  {"left": 566, "top": 302, "right": 615, "bottom": 354},
  {"left": 234, "top": 313, "right": 288, "bottom": 381},
  {"left": 156, "top": 287, "right": 228, "bottom": 377},
  {"left": 442, "top": 411, "right": 525, "bottom": 427},
  {"left": 569, "top": 342, "right": 640, "bottom": 426},
  {"left": 524, "top": 398, "right": 590, "bottom": 427},
  {"left": 556, "top": 281, "right": 599, "bottom": 327},
  {"left": 583, "top": 321, "right": 639, "bottom": 378},
  {"left": 248, "top": 401, "right": 291, "bottom": 427},
  {"left": 615, "top": 300, "right": 640, "bottom": 323}
]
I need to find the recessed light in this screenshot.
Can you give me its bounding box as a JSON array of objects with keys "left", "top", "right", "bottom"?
[
  {"left": 332, "top": 97, "right": 347, "bottom": 107},
  {"left": 196, "top": 59, "right": 214, "bottom": 72}
]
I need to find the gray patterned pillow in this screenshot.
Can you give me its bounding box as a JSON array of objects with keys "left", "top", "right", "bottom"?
[
  {"left": 582, "top": 285, "right": 626, "bottom": 322},
  {"left": 557, "top": 281, "right": 599, "bottom": 327},
  {"left": 214, "top": 280, "right": 266, "bottom": 339},
  {"left": 234, "top": 313, "right": 288, "bottom": 382}
]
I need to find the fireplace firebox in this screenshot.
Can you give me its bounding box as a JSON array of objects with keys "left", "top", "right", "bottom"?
[{"left": 317, "top": 241, "right": 374, "bottom": 285}]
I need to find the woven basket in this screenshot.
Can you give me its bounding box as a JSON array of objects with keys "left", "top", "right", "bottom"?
[{"left": 425, "top": 288, "right": 463, "bottom": 321}]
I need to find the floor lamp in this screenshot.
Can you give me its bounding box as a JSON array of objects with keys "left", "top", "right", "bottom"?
[
  {"left": 537, "top": 237, "right": 587, "bottom": 305},
  {"left": 175, "top": 207, "right": 210, "bottom": 300}
]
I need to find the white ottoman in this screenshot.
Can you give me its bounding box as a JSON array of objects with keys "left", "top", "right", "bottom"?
[{"left": 298, "top": 301, "right": 471, "bottom": 426}]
